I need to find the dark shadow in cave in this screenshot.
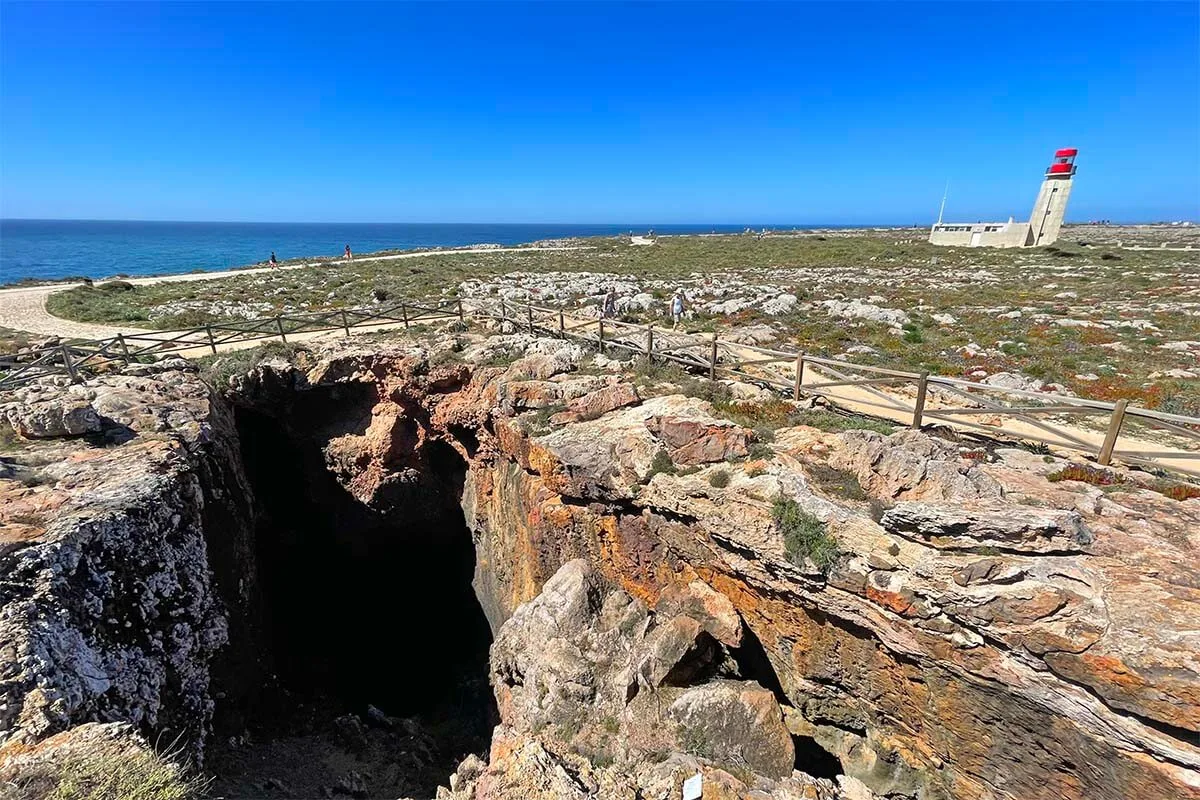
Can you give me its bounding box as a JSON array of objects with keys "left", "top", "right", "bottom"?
[
  {"left": 219, "top": 394, "right": 497, "bottom": 795},
  {"left": 730, "top": 624, "right": 845, "bottom": 781},
  {"left": 793, "top": 734, "right": 845, "bottom": 780}
]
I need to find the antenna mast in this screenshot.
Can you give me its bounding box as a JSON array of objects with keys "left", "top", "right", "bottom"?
[{"left": 936, "top": 181, "right": 949, "bottom": 225}]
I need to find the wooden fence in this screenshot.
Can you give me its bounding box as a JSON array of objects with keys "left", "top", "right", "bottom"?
[
  {"left": 2, "top": 294, "right": 1198, "bottom": 480},
  {"left": 0, "top": 298, "right": 462, "bottom": 389},
  {"left": 472, "top": 298, "right": 1200, "bottom": 480}
]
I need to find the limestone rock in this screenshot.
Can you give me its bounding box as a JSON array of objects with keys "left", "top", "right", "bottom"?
[
  {"left": 668, "top": 680, "right": 795, "bottom": 778},
  {"left": 2, "top": 396, "right": 100, "bottom": 437},
  {"left": 880, "top": 501, "right": 1095, "bottom": 553},
  {"left": 645, "top": 414, "right": 750, "bottom": 465}
]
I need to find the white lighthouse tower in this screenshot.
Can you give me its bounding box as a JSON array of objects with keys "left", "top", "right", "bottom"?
[
  {"left": 929, "top": 147, "right": 1080, "bottom": 248},
  {"left": 1027, "top": 148, "right": 1078, "bottom": 247}
]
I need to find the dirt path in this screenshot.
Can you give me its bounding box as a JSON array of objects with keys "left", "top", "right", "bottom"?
[
  {"left": 551, "top": 312, "right": 1200, "bottom": 477},
  {"left": 0, "top": 247, "right": 588, "bottom": 340}
]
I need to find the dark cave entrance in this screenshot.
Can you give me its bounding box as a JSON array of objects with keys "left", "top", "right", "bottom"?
[
  {"left": 731, "top": 626, "right": 845, "bottom": 782},
  {"left": 209, "top": 388, "right": 497, "bottom": 798}
]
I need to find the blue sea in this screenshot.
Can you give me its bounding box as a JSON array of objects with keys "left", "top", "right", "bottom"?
[{"left": 0, "top": 220, "right": 855, "bottom": 283}]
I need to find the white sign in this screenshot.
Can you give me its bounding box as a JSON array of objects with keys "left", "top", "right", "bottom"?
[{"left": 682, "top": 772, "right": 703, "bottom": 800}]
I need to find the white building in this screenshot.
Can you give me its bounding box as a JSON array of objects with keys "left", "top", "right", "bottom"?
[{"left": 930, "top": 148, "right": 1078, "bottom": 248}]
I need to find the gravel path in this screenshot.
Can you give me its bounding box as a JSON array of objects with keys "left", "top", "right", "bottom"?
[{"left": 0, "top": 247, "right": 587, "bottom": 339}]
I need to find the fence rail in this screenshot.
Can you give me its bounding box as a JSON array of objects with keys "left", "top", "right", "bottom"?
[{"left": 2, "top": 294, "right": 1198, "bottom": 480}]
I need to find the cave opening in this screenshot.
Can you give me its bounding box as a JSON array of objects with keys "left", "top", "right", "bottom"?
[
  {"left": 208, "top": 390, "right": 497, "bottom": 798},
  {"left": 792, "top": 734, "right": 845, "bottom": 781},
  {"left": 730, "top": 625, "right": 846, "bottom": 783}
]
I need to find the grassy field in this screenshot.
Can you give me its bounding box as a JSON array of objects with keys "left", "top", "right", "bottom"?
[{"left": 42, "top": 230, "right": 1200, "bottom": 413}]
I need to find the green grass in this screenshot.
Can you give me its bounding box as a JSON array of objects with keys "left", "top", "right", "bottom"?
[
  {"left": 37, "top": 231, "right": 1200, "bottom": 411},
  {"left": 6, "top": 741, "right": 206, "bottom": 800},
  {"left": 774, "top": 497, "right": 839, "bottom": 572},
  {"left": 195, "top": 341, "right": 311, "bottom": 388},
  {"left": 788, "top": 408, "right": 896, "bottom": 435}
]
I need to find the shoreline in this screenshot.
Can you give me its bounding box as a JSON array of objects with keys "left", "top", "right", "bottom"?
[{"left": 0, "top": 224, "right": 935, "bottom": 287}]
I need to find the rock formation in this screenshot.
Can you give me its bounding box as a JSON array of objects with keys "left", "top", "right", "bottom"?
[{"left": 1, "top": 332, "right": 1198, "bottom": 799}]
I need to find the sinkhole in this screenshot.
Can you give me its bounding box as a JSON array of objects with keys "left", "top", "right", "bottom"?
[{"left": 208, "top": 386, "right": 497, "bottom": 797}]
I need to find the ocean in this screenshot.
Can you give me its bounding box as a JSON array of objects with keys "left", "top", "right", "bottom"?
[{"left": 0, "top": 220, "right": 837, "bottom": 283}]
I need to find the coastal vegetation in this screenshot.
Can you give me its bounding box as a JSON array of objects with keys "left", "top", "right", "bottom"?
[{"left": 39, "top": 230, "right": 1200, "bottom": 413}]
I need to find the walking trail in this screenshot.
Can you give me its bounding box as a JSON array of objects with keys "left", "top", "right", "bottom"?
[
  {"left": 1, "top": 255, "right": 1195, "bottom": 477},
  {"left": 0, "top": 247, "right": 587, "bottom": 340}
]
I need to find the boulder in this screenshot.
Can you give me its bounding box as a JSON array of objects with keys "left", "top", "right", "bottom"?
[
  {"left": 667, "top": 680, "right": 795, "bottom": 779},
  {"left": 646, "top": 416, "right": 749, "bottom": 465},
  {"left": 3, "top": 397, "right": 100, "bottom": 438}
]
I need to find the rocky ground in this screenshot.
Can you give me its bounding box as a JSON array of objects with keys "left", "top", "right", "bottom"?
[
  {"left": 1, "top": 324, "right": 1198, "bottom": 799},
  {"left": 34, "top": 229, "right": 1200, "bottom": 414}
]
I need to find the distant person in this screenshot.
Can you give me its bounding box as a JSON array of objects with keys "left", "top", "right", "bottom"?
[
  {"left": 344, "top": 244, "right": 353, "bottom": 261},
  {"left": 269, "top": 251, "right": 278, "bottom": 268},
  {"left": 602, "top": 287, "right": 617, "bottom": 318},
  {"left": 670, "top": 289, "right": 685, "bottom": 330}
]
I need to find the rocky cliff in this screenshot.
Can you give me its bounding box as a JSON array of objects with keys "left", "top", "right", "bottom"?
[{"left": 1, "top": 332, "right": 1198, "bottom": 799}]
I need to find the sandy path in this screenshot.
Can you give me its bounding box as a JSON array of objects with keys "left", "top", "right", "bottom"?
[
  {"left": 549, "top": 312, "right": 1200, "bottom": 477},
  {"left": 0, "top": 247, "right": 587, "bottom": 339}
]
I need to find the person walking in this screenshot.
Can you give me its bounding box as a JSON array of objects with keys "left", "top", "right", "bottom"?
[
  {"left": 602, "top": 286, "right": 617, "bottom": 319},
  {"left": 269, "top": 251, "right": 278, "bottom": 268},
  {"left": 670, "top": 289, "right": 685, "bottom": 330},
  {"left": 344, "top": 244, "right": 353, "bottom": 261}
]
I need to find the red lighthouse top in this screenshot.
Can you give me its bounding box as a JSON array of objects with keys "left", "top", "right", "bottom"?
[{"left": 1047, "top": 148, "right": 1078, "bottom": 177}]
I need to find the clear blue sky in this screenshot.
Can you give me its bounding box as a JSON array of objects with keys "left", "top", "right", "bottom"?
[{"left": 1, "top": 1, "right": 1197, "bottom": 224}]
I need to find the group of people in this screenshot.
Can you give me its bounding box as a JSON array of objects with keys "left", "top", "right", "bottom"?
[
  {"left": 267, "top": 244, "right": 353, "bottom": 269},
  {"left": 601, "top": 286, "right": 687, "bottom": 329}
]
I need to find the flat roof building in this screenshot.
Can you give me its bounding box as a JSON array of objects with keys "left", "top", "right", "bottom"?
[{"left": 930, "top": 148, "right": 1078, "bottom": 248}]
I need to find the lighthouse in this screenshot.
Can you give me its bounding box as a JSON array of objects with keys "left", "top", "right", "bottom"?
[
  {"left": 929, "top": 148, "right": 1079, "bottom": 248},
  {"left": 1028, "top": 148, "right": 1078, "bottom": 247}
]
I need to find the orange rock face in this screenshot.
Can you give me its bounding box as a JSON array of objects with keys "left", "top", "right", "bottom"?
[
  {"left": 5, "top": 343, "right": 1198, "bottom": 800},
  {"left": 277, "top": 347, "right": 1197, "bottom": 799}
]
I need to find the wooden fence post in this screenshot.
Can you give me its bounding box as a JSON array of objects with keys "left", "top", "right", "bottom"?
[
  {"left": 1098, "top": 399, "right": 1129, "bottom": 466},
  {"left": 709, "top": 333, "right": 718, "bottom": 381},
  {"left": 205, "top": 324, "right": 217, "bottom": 354},
  {"left": 597, "top": 319, "right": 605, "bottom": 353},
  {"left": 116, "top": 333, "right": 131, "bottom": 365},
  {"left": 500, "top": 300, "right": 507, "bottom": 322},
  {"left": 60, "top": 345, "right": 79, "bottom": 384},
  {"left": 793, "top": 354, "right": 804, "bottom": 401},
  {"left": 527, "top": 305, "right": 534, "bottom": 335},
  {"left": 276, "top": 316, "right": 287, "bottom": 343},
  {"left": 911, "top": 372, "right": 929, "bottom": 429},
  {"left": 457, "top": 298, "right": 464, "bottom": 323},
  {"left": 340, "top": 309, "right": 351, "bottom": 337},
  {"left": 401, "top": 303, "right": 410, "bottom": 329},
  {"left": 558, "top": 310, "right": 565, "bottom": 337},
  {"left": 645, "top": 325, "right": 654, "bottom": 363}
]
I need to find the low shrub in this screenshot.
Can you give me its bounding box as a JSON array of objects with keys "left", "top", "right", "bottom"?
[
  {"left": 708, "top": 469, "right": 731, "bottom": 488},
  {"left": 196, "top": 341, "right": 310, "bottom": 388},
  {"left": 712, "top": 398, "right": 803, "bottom": 430},
  {"left": 8, "top": 740, "right": 207, "bottom": 800},
  {"left": 790, "top": 408, "right": 895, "bottom": 436},
  {"left": 748, "top": 442, "right": 775, "bottom": 460},
  {"left": 645, "top": 449, "right": 677, "bottom": 481},
  {"left": 774, "top": 497, "right": 839, "bottom": 572},
  {"left": 1047, "top": 463, "right": 1122, "bottom": 486},
  {"left": 805, "top": 462, "right": 867, "bottom": 500},
  {"left": 1049, "top": 462, "right": 1200, "bottom": 501}
]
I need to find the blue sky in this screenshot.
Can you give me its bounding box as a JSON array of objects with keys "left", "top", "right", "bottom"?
[{"left": 1, "top": 1, "right": 1197, "bottom": 223}]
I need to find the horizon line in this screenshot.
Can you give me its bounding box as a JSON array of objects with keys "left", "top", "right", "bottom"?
[{"left": 2, "top": 217, "right": 1190, "bottom": 226}]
